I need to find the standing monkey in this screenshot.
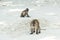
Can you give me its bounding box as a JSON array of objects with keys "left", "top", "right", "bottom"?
[
  {"left": 30, "top": 19, "right": 41, "bottom": 34},
  {"left": 20, "top": 8, "right": 30, "bottom": 17}
]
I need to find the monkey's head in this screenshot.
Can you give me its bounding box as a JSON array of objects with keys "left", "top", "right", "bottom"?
[{"left": 26, "top": 8, "right": 29, "bottom": 11}]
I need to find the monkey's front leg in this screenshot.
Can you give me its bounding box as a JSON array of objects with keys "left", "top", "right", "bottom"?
[{"left": 27, "top": 13, "right": 30, "bottom": 17}]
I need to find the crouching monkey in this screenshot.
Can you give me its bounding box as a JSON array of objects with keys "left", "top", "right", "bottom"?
[
  {"left": 30, "top": 19, "right": 41, "bottom": 34},
  {"left": 20, "top": 8, "right": 30, "bottom": 17}
]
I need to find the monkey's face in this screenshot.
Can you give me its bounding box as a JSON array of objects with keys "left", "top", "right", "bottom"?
[{"left": 26, "top": 8, "right": 29, "bottom": 11}]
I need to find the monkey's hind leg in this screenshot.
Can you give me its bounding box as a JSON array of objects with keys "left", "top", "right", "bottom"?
[
  {"left": 36, "top": 28, "right": 39, "bottom": 34},
  {"left": 20, "top": 15, "right": 25, "bottom": 17},
  {"left": 30, "top": 27, "right": 35, "bottom": 34},
  {"left": 38, "top": 26, "right": 41, "bottom": 33}
]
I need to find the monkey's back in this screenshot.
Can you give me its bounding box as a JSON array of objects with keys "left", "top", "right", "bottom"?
[{"left": 30, "top": 19, "right": 39, "bottom": 27}]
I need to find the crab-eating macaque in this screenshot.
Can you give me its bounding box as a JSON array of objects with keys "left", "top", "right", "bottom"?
[
  {"left": 20, "top": 8, "right": 30, "bottom": 17},
  {"left": 30, "top": 19, "right": 41, "bottom": 34}
]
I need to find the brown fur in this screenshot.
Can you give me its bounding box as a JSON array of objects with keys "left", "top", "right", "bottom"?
[
  {"left": 20, "top": 8, "right": 30, "bottom": 17},
  {"left": 30, "top": 19, "right": 41, "bottom": 34}
]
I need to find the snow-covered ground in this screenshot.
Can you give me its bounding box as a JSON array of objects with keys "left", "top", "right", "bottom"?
[{"left": 0, "top": 0, "right": 60, "bottom": 40}]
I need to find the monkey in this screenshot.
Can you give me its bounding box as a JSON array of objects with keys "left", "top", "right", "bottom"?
[
  {"left": 30, "top": 19, "right": 41, "bottom": 34},
  {"left": 20, "top": 8, "right": 30, "bottom": 17}
]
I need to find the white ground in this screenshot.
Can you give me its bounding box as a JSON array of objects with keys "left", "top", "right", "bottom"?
[{"left": 0, "top": 0, "right": 60, "bottom": 40}]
